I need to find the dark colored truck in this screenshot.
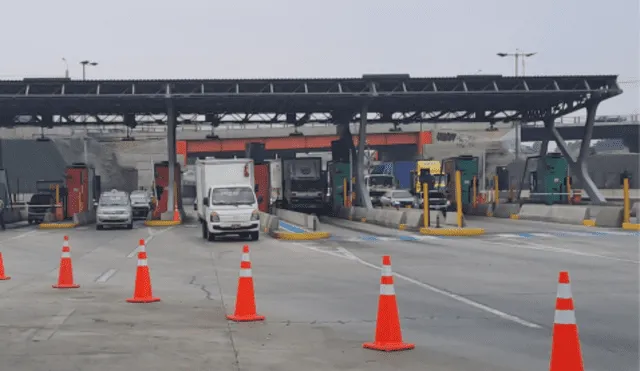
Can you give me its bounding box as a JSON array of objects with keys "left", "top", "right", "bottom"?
[
  {"left": 282, "top": 157, "right": 325, "bottom": 213},
  {"left": 27, "top": 193, "right": 55, "bottom": 224}
]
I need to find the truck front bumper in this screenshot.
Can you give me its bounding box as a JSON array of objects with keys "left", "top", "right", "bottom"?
[{"left": 208, "top": 221, "right": 260, "bottom": 235}]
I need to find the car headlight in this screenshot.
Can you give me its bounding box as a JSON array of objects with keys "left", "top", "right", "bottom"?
[
  {"left": 446, "top": 200, "right": 451, "bottom": 206},
  {"left": 209, "top": 212, "right": 219, "bottom": 223},
  {"left": 251, "top": 210, "right": 260, "bottom": 221}
]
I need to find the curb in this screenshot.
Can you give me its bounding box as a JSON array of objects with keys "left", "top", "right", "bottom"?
[
  {"left": 622, "top": 222, "right": 640, "bottom": 231},
  {"left": 272, "top": 231, "right": 331, "bottom": 240},
  {"left": 144, "top": 220, "right": 181, "bottom": 227},
  {"left": 39, "top": 223, "right": 78, "bottom": 229},
  {"left": 419, "top": 227, "right": 485, "bottom": 236}
]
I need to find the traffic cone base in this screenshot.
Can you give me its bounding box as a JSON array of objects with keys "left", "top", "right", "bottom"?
[
  {"left": 52, "top": 283, "right": 80, "bottom": 289},
  {"left": 226, "top": 313, "right": 265, "bottom": 322},
  {"left": 363, "top": 342, "right": 415, "bottom": 352},
  {"left": 0, "top": 276, "right": 10, "bottom": 281},
  {"left": 126, "top": 296, "right": 161, "bottom": 304}
]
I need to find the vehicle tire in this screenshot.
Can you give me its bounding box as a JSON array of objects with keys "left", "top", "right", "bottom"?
[
  {"left": 96, "top": 224, "right": 103, "bottom": 230},
  {"left": 207, "top": 230, "right": 216, "bottom": 242},
  {"left": 126, "top": 223, "right": 133, "bottom": 230},
  {"left": 201, "top": 221, "right": 207, "bottom": 239},
  {"left": 250, "top": 232, "right": 259, "bottom": 241}
]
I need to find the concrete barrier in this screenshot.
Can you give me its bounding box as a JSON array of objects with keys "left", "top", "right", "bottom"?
[
  {"left": 548, "top": 205, "right": 589, "bottom": 225},
  {"left": 379, "top": 209, "right": 407, "bottom": 228},
  {"left": 43, "top": 212, "right": 56, "bottom": 223},
  {"left": 353, "top": 207, "right": 368, "bottom": 222},
  {"left": 338, "top": 206, "right": 353, "bottom": 220},
  {"left": 73, "top": 211, "right": 96, "bottom": 225},
  {"left": 402, "top": 209, "right": 422, "bottom": 230},
  {"left": 258, "top": 212, "right": 280, "bottom": 234},
  {"left": 632, "top": 202, "right": 639, "bottom": 218},
  {"left": 519, "top": 204, "right": 553, "bottom": 221},
  {"left": 274, "top": 208, "right": 319, "bottom": 231},
  {"left": 594, "top": 206, "right": 624, "bottom": 228},
  {"left": 445, "top": 212, "right": 466, "bottom": 227},
  {"left": 493, "top": 204, "right": 520, "bottom": 218}
]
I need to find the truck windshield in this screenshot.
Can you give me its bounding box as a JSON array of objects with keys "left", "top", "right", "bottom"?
[
  {"left": 211, "top": 187, "right": 255, "bottom": 205},
  {"left": 369, "top": 176, "right": 394, "bottom": 187}
]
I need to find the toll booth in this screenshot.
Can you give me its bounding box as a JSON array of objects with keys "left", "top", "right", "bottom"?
[
  {"left": 64, "top": 163, "right": 96, "bottom": 217},
  {"left": 523, "top": 153, "right": 570, "bottom": 205},
  {"left": 441, "top": 155, "right": 480, "bottom": 210},
  {"left": 152, "top": 161, "right": 182, "bottom": 219},
  {"left": 327, "top": 161, "right": 351, "bottom": 208}
]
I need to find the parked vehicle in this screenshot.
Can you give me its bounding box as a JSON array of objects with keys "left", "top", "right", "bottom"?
[
  {"left": 281, "top": 158, "right": 325, "bottom": 213},
  {"left": 96, "top": 189, "right": 133, "bottom": 230},
  {"left": 366, "top": 174, "right": 396, "bottom": 206},
  {"left": 380, "top": 189, "right": 417, "bottom": 208},
  {"left": 130, "top": 190, "right": 152, "bottom": 220},
  {"left": 195, "top": 158, "right": 262, "bottom": 242},
  {"left": 417, "top": 189, "right": 450, "bottom": 215},
  {"left": 27, "top": 193, "right": 55, "bottom": 224}
]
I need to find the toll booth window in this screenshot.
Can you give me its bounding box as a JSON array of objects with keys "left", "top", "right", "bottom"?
[{"left": 210, "top": 187, "right": 255, "bottom": 205}]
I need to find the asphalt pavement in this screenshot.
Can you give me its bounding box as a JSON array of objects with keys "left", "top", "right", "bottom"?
[{"left": 0, "top": 215, "right": 637, "bottom": 371}]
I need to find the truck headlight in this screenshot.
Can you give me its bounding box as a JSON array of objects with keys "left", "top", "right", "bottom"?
[
  {"left": 251, "top": 210, "right": 259, "bottom": 221},
  {"left": 446, "top": 200, "right": 451, "bottom": 206},
  {"left": 209, "top": 212, "right": 219, "bottom": 223}
]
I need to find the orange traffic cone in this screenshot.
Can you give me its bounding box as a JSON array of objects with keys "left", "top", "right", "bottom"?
[
  {"left": 363, "top": 255, "right": 414, "bottom": 352},
  {"left": 126, "top": 251, "right": 160, "bottom": 303},
  {"left": 0, "top": 252, "right": 10, "bottom": 280},
  {"left": 226, "top": 245, "right": 265, "bottom": 322},
  {"left": 549, "top": 271, "right": 584, "bottom": 371},
  {"left": 172, "top": 206, "right": 181, "bottom": 222},
  {"left": 138, "top": 239, "right": 146, "bottom": 253},
  {"left": 52, "top": 236, "right": 80, "bottom": 289}
]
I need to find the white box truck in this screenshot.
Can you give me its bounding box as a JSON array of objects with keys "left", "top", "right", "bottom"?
[{"left": 195, "top": 158, "right": 262, "bottom": 241}]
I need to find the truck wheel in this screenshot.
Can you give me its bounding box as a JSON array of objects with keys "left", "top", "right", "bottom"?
[
  {"left": 96, "top": 224, "right": 103, "bottom": 230},
  {"left": 250, "top": 232, "right": 259, "bottom": 241},
  {"left": 207, "top": 230, "right": 216, "bottom": 242},
  {"left": 201, "top": 221, "right": 207, "bottom": 239},
  {"left": 126, "top": 223, "right": 133, "bottom": 230}
]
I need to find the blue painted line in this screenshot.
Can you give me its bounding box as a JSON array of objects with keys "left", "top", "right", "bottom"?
[
  {"left": 278, "top": 221, "right": 306, "bottom": 233},
  {"left": 360, "top": 235, "right": 379, "bottom": 241},
  {"left": 518, "top": 233, "right": 534, "bottom": 238},
  {"left": 399, "top": 235, "right": 419, "bottom": 241}
]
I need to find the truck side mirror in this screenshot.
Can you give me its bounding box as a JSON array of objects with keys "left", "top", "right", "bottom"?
[
  {"left": 257, "top": 195, "right": 264, "bottom": 204},
  {"left": 202, "top": 197, "right": 209, "bottom": 206}
]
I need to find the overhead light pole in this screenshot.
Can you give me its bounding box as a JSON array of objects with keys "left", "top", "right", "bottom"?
[
  {"left": 62, "top": 58, "right": 69, "bottom": 78},
  {"left": 496, "top": 49, "right": 537, "bottom": 76},
  {"left": 80, "top": 60, "right": 98, "bottom": 80}
]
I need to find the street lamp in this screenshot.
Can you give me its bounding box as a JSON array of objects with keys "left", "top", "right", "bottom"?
[
  {"left": 496, "top": 49, "right": 536, "bottom": 76},
  {"left": 62, "top": 58, "right": 69, "bottom": 78},
  {"left": 80, "top": 60, "right": 98, "bottom": 80}
]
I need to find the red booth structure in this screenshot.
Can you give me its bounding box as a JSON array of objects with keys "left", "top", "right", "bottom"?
[
  {"left": 254, "top": 164, "right": 269, "bottom": 213},
  {"left": 64, "top": 163, "right": 97, "bottom": 218},
  {"left": 152, "top": 161, "right": 182, "bottom": 220}
]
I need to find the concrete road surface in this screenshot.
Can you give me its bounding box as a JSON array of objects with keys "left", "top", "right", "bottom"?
[{"left": 0, "top": 216, "right": 637, "bottom": 371}]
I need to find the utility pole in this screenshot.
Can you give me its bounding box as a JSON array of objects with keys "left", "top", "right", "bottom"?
[
  {"left": 80, "top": 60, "right": 98, "bottom": 80},
  {"left": 496, "top": 49, "right": 537, "bottom": 76},
  {"left": 62, "top": 58, "right": 69, "bottom": 78}
]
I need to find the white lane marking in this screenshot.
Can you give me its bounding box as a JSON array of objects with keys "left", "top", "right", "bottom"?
[
  {"left": 529, "top": 233, "right": 555, "bottom": 238},
  {"left": 95, "top": 268, "right": 118, "bottom": 283},
  {"left": 491, "top": 240, "right": 639, "bottom": 264},
  {"left": 13, "top": 328, "right": 37, "bottom": 342},
  {"left": 0, "top": 230, "right": 38, "bottom": 244},
  {"left": 127, "top": 226, "right": 175, "bottom": 257},
  {"left": 495, "top": 233, "right": 520, "bottom": 239},
  {"left": 32, "top": 308, "right": 76, "bottom": 342},
  {"left": 291, "top": 243, "right": 542, "bottom": 329}
]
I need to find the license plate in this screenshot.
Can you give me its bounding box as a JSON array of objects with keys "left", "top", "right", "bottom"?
[{"left": 231, "top": 224, "right": 241, "bottom": 228}]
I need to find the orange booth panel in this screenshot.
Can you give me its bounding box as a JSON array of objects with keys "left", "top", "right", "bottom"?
[
  {"left": 65, "top": 164, "right": 90, "bottom": 217},
  {"left": 254, "top": 164, "right": 269, "bottom": 213},
  {"left": 152, "top": 162, "right": 182, "bottom": 219}
]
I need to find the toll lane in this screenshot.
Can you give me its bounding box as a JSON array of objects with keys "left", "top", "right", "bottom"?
[{"left": 314, "top": 218, "right": 639, "bottom": 371}]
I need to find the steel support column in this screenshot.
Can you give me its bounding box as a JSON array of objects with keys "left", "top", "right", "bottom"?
[
  {"left": 544, "top": 102, "right": 606, "bottom": 204},
  {"left": 166, "top": 101, "right": 177, "bottom": 217},
  {"left": 539, "top": 140, "right": 549, "bottom": 156},
  {"left": 357, "top": 106, "right": 373, "bottom": 209}
]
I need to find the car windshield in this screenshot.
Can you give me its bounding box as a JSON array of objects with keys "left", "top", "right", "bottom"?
[
  {"left": 392, "top": 191, "right": 412, "bottom": 198},
  {"left": 210, "top": 187, "right": 255, "bottom": 205},
  {"left": 100, "top": 195, "right": 129, "bottom": 206},
  {"left": 130, "top": 192, "right": 149, "bottom": 201}
]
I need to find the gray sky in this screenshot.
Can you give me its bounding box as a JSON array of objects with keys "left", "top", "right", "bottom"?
[{"left": 1, "top": 0, "right": 638, "bottom": 116}]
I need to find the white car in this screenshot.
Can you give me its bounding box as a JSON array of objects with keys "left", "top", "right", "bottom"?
[{"left": 96, "top": 189, "right": 133, "bottom": 230}]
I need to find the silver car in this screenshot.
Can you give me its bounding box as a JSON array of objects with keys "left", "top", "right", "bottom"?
[
  {"left": 96, "top": 190, "right": 133, "bottom": 230},
  {"left": 130, "top": 190, "right": 152, "bottom": 220},
  {"left": 380, "top": 189, "right": 418, "bottom": 209}
]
